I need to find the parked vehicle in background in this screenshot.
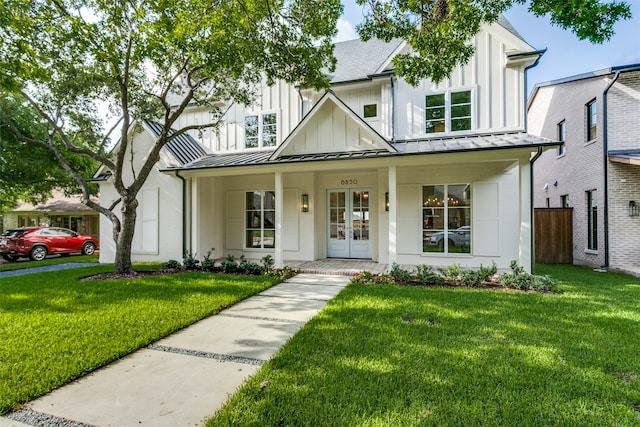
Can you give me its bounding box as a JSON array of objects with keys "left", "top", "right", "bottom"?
[
  {"left": 0, "top": 227, "right": 98, "bottom": 261},
  {"left": 429, "top": 226, "right": 471, "bottom": 249}
]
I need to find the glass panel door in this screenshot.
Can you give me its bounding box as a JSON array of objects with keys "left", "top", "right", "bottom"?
[{"left": 327, "top": 189, "right": 372, "bottom": 259}]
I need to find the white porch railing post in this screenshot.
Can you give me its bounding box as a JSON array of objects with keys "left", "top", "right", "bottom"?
[
  {"left": 388, "top": 165, "right": 397, "bottom": 266},
  {"left": 275, "top": 171, "right": 284, "bottom": 268}
]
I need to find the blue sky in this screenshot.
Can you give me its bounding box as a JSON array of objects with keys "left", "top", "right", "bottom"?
[{"left": 336, "top": 1, "right": 640, "bottom": 93}]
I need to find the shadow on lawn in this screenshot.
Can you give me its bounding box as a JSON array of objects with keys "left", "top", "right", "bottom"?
[
  {"left": 0, "top": 267, "right": 275, "bottom": 314},
  {"left": 210, "top": 274, "right": 640, "bottom": 426}
]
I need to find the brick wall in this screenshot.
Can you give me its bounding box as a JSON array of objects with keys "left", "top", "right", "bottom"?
[
  {"left": 530, "top": 77, "right": 608, "bottom": 268},
  {"left": 530, "top": 70, "right": 640, "bottom": 271},
  {"left": 608, "top": 72, "right": 640, "bottom": 151},
  {"left": 608, "top": 159, "right": 640, "bottom": 270}
]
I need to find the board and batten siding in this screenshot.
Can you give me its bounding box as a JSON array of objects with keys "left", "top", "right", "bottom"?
[
  {"left": 395, "top": 30, "right": 526, "bottom": 140},
  {"left": 174, "top": 80, "right": 301, "bottom": 153}
]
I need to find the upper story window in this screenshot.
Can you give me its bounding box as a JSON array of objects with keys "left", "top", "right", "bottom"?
[
  {"left": 426, "top": 90, "right": 472, "bottom": 134},
  {"left": 363, "top": 104, "right": 377, "bottom": 119},
  {"left": 557, "top": 120, "right": 566, "bottom": 155},
  {"left": 586, "top": 99, "right": 597, "bottom": 141},
  {"left": 245, "top": 113, "right": 277, "bottom": 149}
]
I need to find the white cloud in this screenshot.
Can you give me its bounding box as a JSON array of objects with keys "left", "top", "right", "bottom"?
[{"left": 334, "top": 18, "right": 359, "bottom": 42}]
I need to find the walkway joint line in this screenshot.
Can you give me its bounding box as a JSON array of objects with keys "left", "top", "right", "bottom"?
[
  {"left": 147, "top": 344, "right": 266, "bottom": 366},
  {"left": 217, "top": 313, "right": 306, "bottom": 324},
  {"left": 9, "top": 408, "right": 95, "bottom": 427}
]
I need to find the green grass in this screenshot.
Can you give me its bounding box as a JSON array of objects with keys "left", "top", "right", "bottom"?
[
  {"left": 208, "top": 264, "right": 640, "bottom": 426},
  {"left": 0, "top": 254, "right": 99, "bottom": 272},
  {"left": 0, "top": 266, "right": 280, "bottom": 414}
]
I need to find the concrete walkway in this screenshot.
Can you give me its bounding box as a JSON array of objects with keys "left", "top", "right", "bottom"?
[
  {"left": 1, "top": 273, "right": 350, "bottom": 427},
  {"left": 0, "top": 262, "right": 100, "bottom": 278}
]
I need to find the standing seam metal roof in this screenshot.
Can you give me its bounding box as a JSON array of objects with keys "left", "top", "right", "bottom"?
[
  {"left": 163, "top": 132, "right": 558, "bottom": 172},
  {"left": 144, "top": 121, "right": 209, "bottom": 166}
]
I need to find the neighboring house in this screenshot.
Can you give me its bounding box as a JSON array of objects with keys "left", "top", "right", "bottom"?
[
  {"left": 97, "top": 16, "right": 557, "bottom": 272},
  {"left": 529, "top": 64, "right": 640, "bottom": 276},
  {"left": 2, "top": 190, "right": 100, "bottom": 239}
]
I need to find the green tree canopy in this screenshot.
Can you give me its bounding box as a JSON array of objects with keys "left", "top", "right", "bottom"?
[
  {"left": 0, "top": 0, "right": 342, "bottom": 273},
  {"left": 356, "top": 0, "right": 632, "bottom": 85},
  {"left": 0, "top": 94, "right": 98, "bottom": 213}
]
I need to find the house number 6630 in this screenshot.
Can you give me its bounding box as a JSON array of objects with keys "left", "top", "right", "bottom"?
[{"left": 340, "top": 179, "right": 358, "bottom": 185}]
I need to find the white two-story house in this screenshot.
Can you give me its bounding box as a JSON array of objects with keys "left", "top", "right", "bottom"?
[{"left": 97, "top": 16, "right": 556, "bottom": 272}]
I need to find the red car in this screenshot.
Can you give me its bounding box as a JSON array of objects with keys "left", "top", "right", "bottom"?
[{"left": 0, "top": 227, "right": 98, "bottom": 261}]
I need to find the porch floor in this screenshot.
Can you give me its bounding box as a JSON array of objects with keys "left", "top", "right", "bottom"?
[{"left": 284, "top": 259, "right": 389, "bottom": 276}]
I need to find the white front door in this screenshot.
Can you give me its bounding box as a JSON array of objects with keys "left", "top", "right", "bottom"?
[{"left": 327, "top": 189, "right": 372, "bottom": 259}]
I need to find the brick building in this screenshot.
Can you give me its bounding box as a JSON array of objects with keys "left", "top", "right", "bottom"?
[{"left": 528, "top": 64, "right": 640, "bottom": 276}]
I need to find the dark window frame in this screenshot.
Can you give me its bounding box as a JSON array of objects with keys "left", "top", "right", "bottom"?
[{"left": 586, "top": 99, "right": 597, "bottom": 142}]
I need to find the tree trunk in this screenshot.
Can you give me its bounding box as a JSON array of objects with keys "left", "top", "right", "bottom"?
[{"left": 113, "top": 198, "right": 138, "bottom": 274}]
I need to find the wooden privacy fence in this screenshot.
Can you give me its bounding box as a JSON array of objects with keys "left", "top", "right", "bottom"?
[{"left": 534, "top": 208, "right": 573, "bottom": 264}]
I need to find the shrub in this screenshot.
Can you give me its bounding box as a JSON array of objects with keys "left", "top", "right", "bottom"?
[
  {"left": 389, "top": 263, "right": 412, "bottom": 284},
  {"left": 414, "top": 265, "right": 445, "bottom": 286},
  {"left": 162, "top": 259, "right": 182, "bottom": 269},
  {"left": 201, "top": 249, "right": 216, "bottom": 272},
  {"left": 478, "top": 261, "right": 498, "bottom": 281},
  {"left": 220, "top": 255, "right": 238, "bottom": 274},
  {"left": 459, "top": 270, "right": 485, "bottom": 288},
  {"left": 440, "top": 264, "right": 461, "bottom": 280},
  {"left": 498, "top": 261, "right": 558, "bottom": 292},
  {"left": 261, "top": 255, "right": 275, "bottom": 272},
  {"left": 239, "top": 255, "right": 263, "bottom": 276},
  {"left": 350, "top": 271, "right": 395, "bottom": 286},
  {"left": 182, "top": 251, "right": 200, "bottom": 270},
  {"left": 509, "top": 259, "right": 526, "bottom": 275}
]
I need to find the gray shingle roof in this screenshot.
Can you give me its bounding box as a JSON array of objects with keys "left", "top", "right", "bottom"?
[
  {"left": 144, "top": 121, "right": 209, "bottom": 166},
  {"left": 328, "top": 38, "right": 402, "bottom": 84},
  {"left": 163, "top": 132, "right": 557, "bottom": 172},
  {"left": 327, "top": 15, "right": 527, "bottom": 85}
]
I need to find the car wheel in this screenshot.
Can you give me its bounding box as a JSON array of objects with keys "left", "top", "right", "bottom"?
[
  {"left": 2, "top": 254, "right": 15, "bottom": 262},
  {"left": 448, "top": 239, "right": 456, "bottom": 247},
  {"left": 82, "top": 242, "right": 96, "bottom": 255},
  {"left": 29, "top": 246, "right": 48, "bottom": 261}
]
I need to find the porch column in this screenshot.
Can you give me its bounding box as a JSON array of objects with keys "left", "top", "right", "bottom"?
[
  {"left": 190, "top": 177, "right": 198, "bottom": 257},
  {"left": 388, "top": 165, "right": 397, "bottom": 266},
  {"left": 275, "top": 171, "right": 284, "bottom": 268}
]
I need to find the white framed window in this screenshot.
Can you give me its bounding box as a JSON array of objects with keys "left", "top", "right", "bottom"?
[
  {"left": 422, "top": 184, "right": 471, "bottom": 254},
  {"left": 426, "top": 89, "right": 473, "bottom": 134},
  {"left": 244, "top": 112, "right": 277, "bottom": 149},
  {"left": 245, "top": 191, "right": 276, "bottom": 249}
]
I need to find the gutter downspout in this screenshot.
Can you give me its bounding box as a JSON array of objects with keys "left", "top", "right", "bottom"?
[
  {"left": 530, "top": 147, "right": 543, "bottom": 274},
  {"left": 175, "top": 171, "right": 187, "bottom": 257},
  {"left": 601, "top": 70, "right": 621, "bottom": 270},
  {"left": 524, "top": 52, "right": 544, "bottom": 274},
  {"left": 297, "top": 87, "right": 304, "bottom": 119},
  {"left": 390, "top": 74, "right": 396, "bottom": 141}
]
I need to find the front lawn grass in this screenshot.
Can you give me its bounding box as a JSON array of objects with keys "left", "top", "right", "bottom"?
[
  {"left": 0, "top": 254, "right": 99, "bottom": 272},
  {"left": 0, "top": 266, "right": 280, "bottom": 414},
  {"left": 208, "top": 264, "right": 640, "bottom": 426}
]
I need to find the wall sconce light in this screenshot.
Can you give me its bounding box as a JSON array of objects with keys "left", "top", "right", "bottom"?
[
  {"left": 301, "top": 194, "right": 309, "bottom": 213},
  {"left": 385, "top": 192, "right": 389, "bottom": 211},
  {"left": 630, "top": 200, "right": 639, "bottom": 217}
]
